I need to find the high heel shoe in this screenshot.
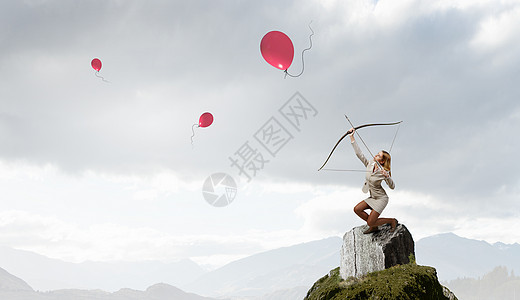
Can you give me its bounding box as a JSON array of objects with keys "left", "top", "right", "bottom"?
[{"left": 363, "top": 226, "right": 379, "bottom": 234}]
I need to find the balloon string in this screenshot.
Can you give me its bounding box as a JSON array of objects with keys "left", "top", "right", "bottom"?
[
  {"left": 285, "top": 20, "right": 314, "bottom": 78},
  {"left": 95, "top": 71, "right": 110, "bottom": 83},
  {"left": 191, "top": 123, "right": 199, "bottom": 148}
]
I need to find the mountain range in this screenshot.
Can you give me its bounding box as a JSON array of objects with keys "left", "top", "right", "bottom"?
[
  {"left": 182, "top": 236, "right": 341, "bottom": 298},
  {"left": 416, "top": 232, "right": 520, "bottom": 281},
  {"left": 0, "top": 268, "right": 218, "bottom": 300},
  {"left": 0, "top": 245, "right": 205, "bottom": 292},
  {"left": 0, "top": 232, "right": 518, "bottom": 299}
]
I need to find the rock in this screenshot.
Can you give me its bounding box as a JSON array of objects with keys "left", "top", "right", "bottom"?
[
  {"left": 304, "top": 265, "right": 458, "bottom": 300},
  {"left": 340, "top": 223, "right": 414, "bottom": 280},
  {"left": 443, "top": 286, "right": 458, "bottom": 300}
]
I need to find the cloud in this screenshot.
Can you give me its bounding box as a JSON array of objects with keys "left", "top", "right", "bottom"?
[
  {"left": 2, "top": 0, "right": 518, "bottom": 198},
  {"left": 294, "top": 186, "right": 360, "bottom": 236},
  {"left": 470, "top": 4, "right": 520, "bottom": 51},
  {"left": 294, "top": 186, "right": 520, "bottom": 244},
  {"left": 1, "top": 0, "right": 519, "bottom": 265},
  {"left": 0, "top": 209, "right": 266, "bottom": 263}
]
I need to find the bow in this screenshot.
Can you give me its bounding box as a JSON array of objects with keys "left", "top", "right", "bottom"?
[{"left": 317, "top": 120, "right": 402, "bottom": 171}]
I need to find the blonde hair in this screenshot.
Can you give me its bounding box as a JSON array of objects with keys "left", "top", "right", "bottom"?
[{"left": 381, "top": 150, "right": 391, "bottom": 175}]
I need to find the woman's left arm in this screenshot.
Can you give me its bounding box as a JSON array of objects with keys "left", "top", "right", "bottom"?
[{"left": 384, "top": 177, "right": 395, "bottom": 189}]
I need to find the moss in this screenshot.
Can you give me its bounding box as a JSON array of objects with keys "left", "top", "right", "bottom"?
[
  {"left": 408, "top": 253, "right": 416, "bottom": 265},
  {"left": 305, "top": 268, "right": 344, "bottom": 300},
  {"left": 305, "top": 263, "right": 457, "bottom": 300}
]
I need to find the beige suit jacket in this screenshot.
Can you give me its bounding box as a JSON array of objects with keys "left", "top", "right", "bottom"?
[{"left": 351, "top": 140, "right": 395, "bottom": 198}]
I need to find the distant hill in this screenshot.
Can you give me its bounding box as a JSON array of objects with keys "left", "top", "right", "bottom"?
[
  {"left": 183, "top": 236, "right": 342, "bottom": 298},
  {"left": 0, "top": 245, "right": 205, "bottom": 291},
  {"left": 415, "top": 233, "right": 520, "bottom": 281},
  {"left": 0, "top": 267, "right": 33, "bottom": 292},
  {"left": 446, "top": 266, "right": 520, "bottom": 300},
  {"left": 0, "top": 266, "right": 219, "bottom": 300}
]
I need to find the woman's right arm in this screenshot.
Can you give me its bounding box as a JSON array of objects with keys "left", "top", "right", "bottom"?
[{"left": 350, "top": 129, "right": 369, "bottom": 167}]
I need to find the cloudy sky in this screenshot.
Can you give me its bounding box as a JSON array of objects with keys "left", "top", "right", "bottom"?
[{"left": 1, "top": 0, "right": 519, "bottom": 269}]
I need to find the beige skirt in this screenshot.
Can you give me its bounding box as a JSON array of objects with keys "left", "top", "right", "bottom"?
[{"left": 364, "top": 196, "right": 389, "bottom": 214}]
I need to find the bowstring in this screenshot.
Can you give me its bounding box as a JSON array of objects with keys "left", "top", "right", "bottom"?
[
  {"left": 320, "top": 168, "right": 367, "bottom": 172},
  {"left": 388, "top": 122, "right": 401, "bottom": 153},
  {"left": 344, "top": 114, "right": 383, "bottom": 171}
]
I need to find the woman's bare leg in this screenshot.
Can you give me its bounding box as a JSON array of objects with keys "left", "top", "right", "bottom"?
[
  {"left": 367, "top": 210, "right": 396, "bottom": 228},
  {"left": 353, "top": 201, "right": 370, "bottom": 222},
  {"left": 355, "top": 201, "right": 380, "bottom": 233}
]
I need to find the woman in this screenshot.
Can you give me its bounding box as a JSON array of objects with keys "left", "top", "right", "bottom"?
[{"left": 349, "top": 128, "right": 398, "bottom": 234}]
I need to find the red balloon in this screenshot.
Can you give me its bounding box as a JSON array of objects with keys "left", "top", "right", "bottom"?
[
  {"left": 91, "top": 58, "right": 102, "bottom": 71},
  {"left": 199, "top": 112, "right": 213, "bottom": 128},
  {"left": 260, "top": 31, "right": 294, "bottom": 70}
]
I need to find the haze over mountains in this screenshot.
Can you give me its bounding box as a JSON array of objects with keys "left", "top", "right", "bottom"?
[
  {"left": 183, "top": 237, "right": 341, "bottom": 298},
  {"left": 0, "top": 268, "right": 218, "bottom": 300},
  {"left": 0, "top": 232, "right": 518, "bottom": 299},
  {"left": 0, "top": 245, "right": 206, "bottom": 292},
  {"left": 416, "top": 233, "right": 520, "bottom": 281}
]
